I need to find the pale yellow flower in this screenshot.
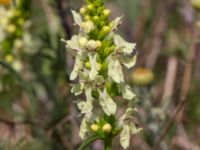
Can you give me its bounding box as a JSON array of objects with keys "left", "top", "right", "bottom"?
[{"left": 131, "top": 67, "right": 154, "bottom": 85}]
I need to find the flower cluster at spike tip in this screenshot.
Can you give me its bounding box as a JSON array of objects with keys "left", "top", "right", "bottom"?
[{"left": 62, "top": 0, "right": 142, "bottom": 148}]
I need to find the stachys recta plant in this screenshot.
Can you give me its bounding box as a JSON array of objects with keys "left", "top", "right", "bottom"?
[{"left": 62, "top": 0, "right": 142, "bottom": 149}]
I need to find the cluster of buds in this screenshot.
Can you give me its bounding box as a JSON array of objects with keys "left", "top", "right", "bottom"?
[
  {"left": 0, "top": 0, "right": 32, "bottom": 71},
  {"left": 90, "top": 123, "right": 112, "bottom": 133},
  {"left": 63, "top": 0, "right": 141, "bottom": 148}
]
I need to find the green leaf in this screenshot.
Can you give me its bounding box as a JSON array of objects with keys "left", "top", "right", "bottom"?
[
  {"left": 71, "top": 10, "right": 83, "bottom": 26},
  {"left": 120, "top": 54, "right": 137, "bottom": 68},
  {"left": 120, "top": 124, "right": 130, "bottom": 149},
  {"left": 99, "top": 88, "right": 117, "bottom": 116},
  {"left": 70, "top": 52, "right": 83, "bottom": 80},
  {"left": 114, "top": 35, "right": 136, "bottom": 54},
  {"left": 108, "top": 56, "right": 124, "bottom": 83}
]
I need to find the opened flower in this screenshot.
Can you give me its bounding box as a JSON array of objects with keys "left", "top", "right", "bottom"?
[{"left": 63, "top": 0, "right": 141, "bottom": 149}]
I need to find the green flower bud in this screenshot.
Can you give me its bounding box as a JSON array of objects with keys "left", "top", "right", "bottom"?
[
  {"left": 84, "top": 15, "right": 91, "bottom": 21},
  {"left": 87, "top": 40, "right": 97, "bottom": 50},
  {"left": 93, "top": 16, "right": 99, "bottom": 22},
  {"left": 85, "top": 61, "right": 91, "bottom": 69},
  {"left": 80, "top": 7, "right": 86, "bottom": 14},
  {"left": 78, "top": 37, "right": 88, "bottom": 47},
  {"left": 100, "top": 21, "right": 106, "bottom": 27},
  {"left": 110, "top": 45, "right": 116, "bottom": 52},
  {"left": 109, "top": 22, "right": 114, "bottom": 28},
  {"left": 81, "top": 21, "right": 95, "bottom": 33},
  {"left": 97, "top": 63, "right": 102, "bottom": 70},
  {"left": 102, "top": 25, "right": 111, "bottom": 34},
  {"left": 87, "top": 4, "right": 94, "bottom": 11},
  {"left": 103, "top": 9, "right": 111, "bottom": 17},
  {"left": 18, "top": 18, "right": 25, "bottom": 25},
  {"left": 106, "top": 82, "right": 112, "bottom": 93},
  {"left": 101, "top": 59, "right": 108, "bottom": 72},
  {"left": 102, "top": 123, "right": 112, "bottom": 133},
  {"left": 90, "top": 124, "right": 100, "bottom": 132},
  {"left": 104, "top": 45, "right": 115, "bottom": 56},
  {"left": 97, "top": 6, "right": 105, "bottom": 14}
]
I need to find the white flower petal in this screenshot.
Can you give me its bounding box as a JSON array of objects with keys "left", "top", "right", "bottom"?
[
  {"left": 120, "top": 124, "right": 130, "bottom": 149},
  {"left": 79, "top": 117, "right": 88, "bottom": 139},
  {"left": 94, "top": 75, "right": 105, "bottom": 85},
  {"left": 89, "top": 54, "right": 99, "bottom": 80},
  {"left": 111, "top": 16, "right": 123, "bottom": 31},
  {"left": 77, "top": 101, "right": 92, "bottom": 117},
  {"left": 66, "top": 35, "right": 81, "bottom": 51},
  {"left": 108, "top": 57, "right": 124, "bottom": 83},
  {"left": 129, "top": 123, "right": 142, "bottom": 134},
  {"left": 71, "top": 82, "right": 84, "bottom": 96},
  {"left": 120, "top": 54, "right": 137, "bottom": 68},
  {"left": 70, "top": 53, "right": 83, "bottom": 80},
  {"left": 119, "top": 84, "right": 136, "bottom": 100},
  {"left": 81, "top": 21, "right": 95, "bottom": 33},
  {"left": 77, "top": 87, "right": 93, "bottom": 117},
  {"left": 99, "top": 88, "right": 117, "bottom": 116},
  {"left": 114, "top": 35, "right": 136, "bottom": 54},
  {"left": 71, "top": 10, "right": 83, "bottom": 26}
]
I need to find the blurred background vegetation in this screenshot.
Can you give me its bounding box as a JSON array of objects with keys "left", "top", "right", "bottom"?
[{"left": 0, "top": 0, "right": 200, "bottom": 149}]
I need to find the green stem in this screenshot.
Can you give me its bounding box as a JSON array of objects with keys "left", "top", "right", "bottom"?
[
  {"left": 78, "top": 135, "right": 102, "bottom": 150},
  {"left": 104, "top": 138, "right": 112, "bottom": 150}
]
